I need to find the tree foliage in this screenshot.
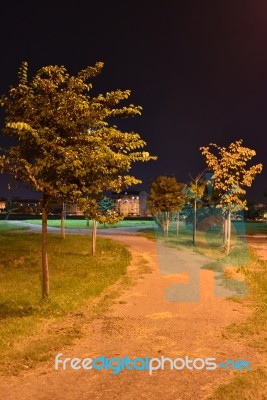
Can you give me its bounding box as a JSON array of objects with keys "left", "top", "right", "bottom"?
[
  {"left": 147, "top": 175, "right": 186, "bottom": 235},
  {"left": 186, "top": 172, "right": 206, "bottom": 244},
  {"left": 200, "top": 139, "right": 263, "bottom": 253},
  {"left": 0, "top": 61, "right": 155, "bottom": 201},
  {"left": 200, "top": 139, "right": 263, "bottom": 210},
  {"left": 0, "top": 61, "right": 156, "bottom": 297}
]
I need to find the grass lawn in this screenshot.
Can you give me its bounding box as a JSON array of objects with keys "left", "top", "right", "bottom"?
[
  {"left": 0, "top": 222, "right": 131, "bottom": 374},
  {"left": 240, "top": 221, "right": 267, "bottom": 235},
  {"left": 24, "top": 218, "right": 155, "bottom": 229},
  {"left": 208, "top": 247, "right": 267, "bottom": 400},
  {"left": 0, "top": 221, "right": 29, "bottom": 232}
]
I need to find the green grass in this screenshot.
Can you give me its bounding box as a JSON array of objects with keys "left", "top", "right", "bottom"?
[
  {"left": 207, "top": 368, "right": 267, "bottom": 400},
  {"left": 237, "top": 221, "right": 267, "bottom": 235},
  {"left": 138, "top": 220, "right": 266, "bottom": 256},
  {"left": 0, "top": 225, "right": 131, "bottom": 374},
  {"left": 138, "top": 220, "right": 267, "bottom": 237},
  {"left": 221, "top": 248, "right": 267, "bottom": 344},
  {"left": 24, "top": 218, "right": 155, "bottom": 229},
  {"left": 208, "top": 248, "right": 267, "bottom": 399},
  {"left": 0, "top": 221, "right": 29, "bottom": 232}
]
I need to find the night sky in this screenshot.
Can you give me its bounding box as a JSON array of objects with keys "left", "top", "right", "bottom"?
[{"left": 0, "top": 0, "right": 267, "bottom": 202}]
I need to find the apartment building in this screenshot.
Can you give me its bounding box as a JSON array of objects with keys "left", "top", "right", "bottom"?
[{"left": 112, "top": 190, "right": 150, "bottom": 217}]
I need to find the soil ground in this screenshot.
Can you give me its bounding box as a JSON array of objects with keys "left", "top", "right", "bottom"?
[
  {"left": 246, "top": 236, "right": 267, "bottom": 261},
  {"left": 0, "top": 224, "right": 266, "bottom": 400}
]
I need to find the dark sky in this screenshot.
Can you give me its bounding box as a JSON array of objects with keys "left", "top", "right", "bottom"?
[{"left": 0, "top": 0, "right": 267, "bottom": 202}]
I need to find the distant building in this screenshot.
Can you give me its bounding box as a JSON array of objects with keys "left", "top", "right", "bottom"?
[
  {"left": 111, "top": 190, "right": 150, "bottom": 217},
  {"left": 0, "top": 191, "right": 151, "bottom": 218},
  {"left": 64, "top": 202, "right": 84, "bottom": 216}
]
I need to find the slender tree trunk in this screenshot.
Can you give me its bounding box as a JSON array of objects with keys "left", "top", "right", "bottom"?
[
  {"left": 224, "top": 216, "right": 228, "bottom": 245},
  {"left": 222, "top": 216, "right": 225, "bottom": 244},
  {"left": 92, "top": 219, "right": 97, "bottom": 255},
  {"left": 226, "top": 211, "right": 231, "bottom": 254},
  {"left": 166, "top": 219, "right": 169, "bottom": 237},
  {"left": 61, "top": 202, "right": 65, "bottom": 239},
  {"left": 225, "top": 216, "right": 228, "bottom": 247},
  {"left": 166, "top": 212, "right": 169, "bottom": 237},
  {"left": 162, "top": 220, "right": 166, "bottom": 236},
  {"left": 86, "top": 219, "right": 90, "bottom": 227},
  {"left": 42, "top": 194, "right": 49, "bottom": 298},
  {"left": 163, "top": 212, "right": 167, "bottom": 236},
  {"left": 176, "top": 212, "right": 180, "bottom": 236},
  {"left": 193, "top": 199, "right": 197, "bottom": 245}
]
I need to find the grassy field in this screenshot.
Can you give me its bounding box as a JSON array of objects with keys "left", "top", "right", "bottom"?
[
  {"left": 138, "top": 220, "right": 267, "bottom": 249},
  {"left": 208, "top": 247, "right": 267, "bottom": 400},
  {"left": 0, "top": 221, "right": 29, "bottom": 232},
  {"left": 24, "top": 218, "right": 155, "bottom": 229},
  {"left": 0, "top": 221, "right": 132, "bottom": 374},
  {"left": 241, "top": 221, "right": 267, "bottom": 235}
]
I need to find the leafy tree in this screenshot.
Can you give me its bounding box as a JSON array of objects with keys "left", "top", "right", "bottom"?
[
  {"left": 200, "top": 139, "right": 263, "bottom": 253},
  {"left": 186, "top": 172, "right": 206, "bottom": 244},
  {"left": 147, "top": 175, "right": 186, "bottom": 236},
  {"left": 0, "top": 61, "right": 156, "bottom": 297},
  {"left": 80, "top": 196, "right": 122, "bottom": 255}
]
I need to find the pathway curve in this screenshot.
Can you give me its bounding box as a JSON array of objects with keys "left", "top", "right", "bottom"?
[{"left": 0, "top": 222, "right": 261, "bottom": 400}]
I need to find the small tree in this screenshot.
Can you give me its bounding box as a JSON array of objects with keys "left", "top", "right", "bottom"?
[
  {"left": 0, "top": 61, "right": 156, "bottom": 297},
  {"left": 200, "top": 139, "right": 263, "bottom": 253},
  {"left": 80, "top": 196, "right": 122, "bottom": 255},
  {"left": 187, "top": 172, "right": 206, "bottom": 245},
  {"left": 147, "top": 176, "right": 186, "bottom": 236}
]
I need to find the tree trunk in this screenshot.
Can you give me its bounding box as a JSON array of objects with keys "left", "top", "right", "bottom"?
[
  {"left": 61, "top": 203, "right": 65, "bottom": 239},
  {"left": 42, "top": 194, "right": 49, "bottom": 298},
  {"left": 166, "top": 219, "right": 169, "bottom": 237},
  {"left": 92, "top": 219, "right": 97, "bottom": 256},
  {"left": 176, "top": 212, "right": 180, "bottom": 236},
  {"left": 226, "top": 211, "right": 231, "bottom": 254},
  {"left": 162, "top": 213, "right": 166, "bottom": 236},
  {"left": 222, "top": 216, "right": 225, "bottom": 244},
  {"left": 166, "top": 212, "right": 169, "bottom": 237},
  {"left": 162, "top": 220, "right": 166, "bottom": 236},
  {"left": 224, "top": 216, "right": 228, "bottom": 245},
  {"left": 193, "top": 199, "right": 197, "bottom": 245}
]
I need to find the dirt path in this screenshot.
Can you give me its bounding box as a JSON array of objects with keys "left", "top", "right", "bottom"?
[
  {"left": 246, "top": 236, "right": 267, "bottom": 261},
  {"left": 0, "top": 227, "right": 262, "bottom": 400}
]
